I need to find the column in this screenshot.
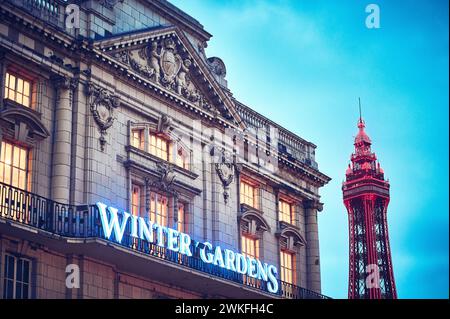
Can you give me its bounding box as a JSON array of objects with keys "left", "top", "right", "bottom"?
[
  {"left": 304, "top": 199, "right": 323, "bottom": 293},
  {"left": 51, "top": 76, "right": 76, "bottom": 203}
]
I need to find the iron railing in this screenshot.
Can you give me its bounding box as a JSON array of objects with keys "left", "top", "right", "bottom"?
[{"left": 0, "top": 181, "right": 330, "bottom": 299}]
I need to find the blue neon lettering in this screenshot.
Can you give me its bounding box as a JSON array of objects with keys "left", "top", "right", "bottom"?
[
  {"left": 167, "top": 228, "right": 179, "bottom": 252},
  {"left": 97, "top": 202, "right": 130, "bottom": 243},
  {"left": 200, "top": 242, "right": 214, "bottom": 263}
]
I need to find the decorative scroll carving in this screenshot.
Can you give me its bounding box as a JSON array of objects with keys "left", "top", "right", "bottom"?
[
  {"left": 152, "top": 162, "right": 177, "bottom": 195},
  {"left": 215, "top": 149, "right": 235, "bottom": 204},
  {"left": 86, "top": 82, "right": 120, "bottom": 151},
  {"left": 110, "top": 35, "right": 212, "bottom": 111}
]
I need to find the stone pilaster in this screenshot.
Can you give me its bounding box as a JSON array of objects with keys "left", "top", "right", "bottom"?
[
  {"left": 304, "top": 199, "right": 323, "bottom": 293},
  {"left": 0, "top": 50, "right": 6, "bottom": 109},
  {"left": 51, "top": 76, "right": 76, "bottom": 203}
]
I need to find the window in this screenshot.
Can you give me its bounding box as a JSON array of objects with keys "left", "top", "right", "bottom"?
[
  {"left": 177, "top": 203, "right": 185, "bottom": 233},
  {"left": 149, "top": 192, "right": 168, "bottom": 227},
  {"left": 241, "top": 235, "right": 260, "bottom": 287},
  {"left": 241, "top": 235, "right": 259, "bottom": 259},
  {"left": 131, "top": 184, "right": 142, "bottom": 217},
  {"left": 2, "top": 254, "right": 31, "bottom": 299},
  {"left": 240, "top": 181, "right": 256, "bottom": 208},
  {"left": 149, "top": 133, "right": 170, "bottom": 161},
  {"left": 4, "top": 72, "right": 31, "bottom": 108},
  {"left": 279, "top": 199, "right": 293, "bottom": 224},
  {"left": 131, "top": 129, "right": 144, "bottom": 150},
  {"left": 280, "top": 251, "right": 295, "bottom": 285},
  {"left": 0, "top": 141, "right": 29, "bottom": 190}
]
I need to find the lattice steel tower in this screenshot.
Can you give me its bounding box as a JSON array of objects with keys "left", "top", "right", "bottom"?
[{"left": 342, "top": 112, "right": 397, "bottom": 299}]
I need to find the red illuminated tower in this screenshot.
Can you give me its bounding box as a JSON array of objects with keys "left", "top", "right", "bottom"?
[{"left": 342, "top": 109, "right": 397, "bottom": 299}]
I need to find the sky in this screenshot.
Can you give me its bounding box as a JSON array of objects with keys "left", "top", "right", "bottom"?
[{"left": 169, "top": 0, "right": 449, "bottom": 298}]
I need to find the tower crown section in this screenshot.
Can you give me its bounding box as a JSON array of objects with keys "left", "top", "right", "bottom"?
[{"left": 343, "top": 118, "right": 389, "bottom": 197}]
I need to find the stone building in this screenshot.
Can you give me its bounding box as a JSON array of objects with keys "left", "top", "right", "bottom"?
[{"left": 0, "top": 0, "right": 330, "bottom": 299}]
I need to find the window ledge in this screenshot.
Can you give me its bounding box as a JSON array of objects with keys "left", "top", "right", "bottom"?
[
  {"left": 126, "top": 145, "right": 199, "bottom": 179},
  {"left": 240, "top": 203, "right": 264, "bottom": 215}
]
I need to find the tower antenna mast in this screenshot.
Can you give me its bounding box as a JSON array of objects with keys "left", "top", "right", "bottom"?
[{"left": 358, "top": 97, "right": 362, "bottom": 121}]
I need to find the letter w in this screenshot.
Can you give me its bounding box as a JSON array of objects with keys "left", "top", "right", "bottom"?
[{"left": 96, "top": 202, "right": 130, "bottom": 243}]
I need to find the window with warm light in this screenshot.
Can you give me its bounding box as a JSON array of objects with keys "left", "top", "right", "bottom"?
[
  {"left": 149, "top": 133, "right": 170, "bottom": 161},
  {"left": 241, "top": 234, "right": 260, "bottom": 287},
  {"left": 240, "top": 181, "right": 256, "bottom": 208},
  {"left": 4, "top": 72, "right": 31, "bottom": 108},
  {"left": 131, "top": 129, "right": 144, "bottom": 150},
  {"left": 280, "top": 251, "right": 295, "bottom": 284},
  {"left": 131, "top": 184, "right": 142, "bottom": 217},
  {"left": 241, "top": 235, "right": 259, "bottom": 259},
  {"left": 149, "top": 192, "right": 168, "bottom": 227},
  {"left": 0, "top": 141, "right": 29, "bottom": 190},
  {"left": 279, "top": 199, "right": 293, "bottom": 224}
]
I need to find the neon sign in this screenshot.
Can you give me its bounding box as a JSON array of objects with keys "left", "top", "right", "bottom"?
[{"left": 96, "top": 202, "right": 279, "bottom": 293}]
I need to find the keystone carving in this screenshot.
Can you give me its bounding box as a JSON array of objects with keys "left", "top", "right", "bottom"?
[{"left": 152, "top": 162, "right": 177, "bottom": 196}]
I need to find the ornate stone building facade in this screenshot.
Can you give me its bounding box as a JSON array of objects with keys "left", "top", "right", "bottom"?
[{"left": 0, "top": 0, "right": 330, "bottom": 299}]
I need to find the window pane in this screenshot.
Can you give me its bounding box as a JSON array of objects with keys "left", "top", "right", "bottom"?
[
  {"left": 17, "top": 78, "right": 23, "bottom": 94},
  {"left": 15, "top": 282, "right": 22, "bottom": 299},
  {"left": 5, "top": 255, "right": 15, "bottom": 279},
  {"left": 4, "top": 280, "right": 13, "bottom": 299},
  {"left": 17, "top": 259, "right": 23, "bottom": 282},
  {"left": 23, "top": 260, "right": 30, "bottom": 283},
  {"left": 22, "top": 284, "right": 29, "bottom": 299},
  {"left": 9, "top": 74, "right": 15, "bottom": 89},
  {"left": 23, "top": 81, "right": 30, "bottom": 97}
]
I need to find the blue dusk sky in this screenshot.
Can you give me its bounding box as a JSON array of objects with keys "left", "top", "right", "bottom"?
[{"left": 169, "top": 0, "right": 449, "bottom": 298}]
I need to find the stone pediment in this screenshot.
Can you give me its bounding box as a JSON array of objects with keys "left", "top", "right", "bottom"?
[{"left": 94, "top": 27, "right": 244, "bottom": 129}]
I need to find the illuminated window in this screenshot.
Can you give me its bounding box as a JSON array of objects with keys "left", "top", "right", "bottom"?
[
  {"left": 241, "top": 235, "right": 260, "bottom": 287},
  {"left": 280, "top": 251, "right": 295, "bottom": 284},
  {"left": 241, "top": 235, "right": 259, "bottom": 259},
  {"left": 279, "top": 199, "right": 293, "bottom": 224},
  {"left": 240, "top": 181, "right": 256, "bottom": 208},
  {"left": 149, "top": 192, "right": 168, "bottom": 227},
  {"left": 0, "top": 141, "right": 29, "bottom": 190},
  {"left": 149, "top": 133, "right": 169, "bottom": 161},
  {"left": 4, "top": 72, "right": 31, "bottom": 108},
  {"left": 131, "top": 184, "right": 142, "bottom": 217},
  {"left": 177, "top": 203, "right": 185, "bottom": 233},
  {"left": 131, "top": 129, "right": 144, "bottom": 150},
  {"left": 3, "top": 254, "right": 31, "bottom": 299}
]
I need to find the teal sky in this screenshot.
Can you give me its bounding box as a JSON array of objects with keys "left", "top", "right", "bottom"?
[{"left": 169, "top": 0, "right": 449, "bottom": 298}]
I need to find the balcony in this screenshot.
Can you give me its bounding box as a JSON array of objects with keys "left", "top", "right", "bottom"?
[
  {"left": 3, "top": 0, "right": 68, "bottom": 30},
  {"left": 0, "top": 181, "right": 330, "bottom": 299}
]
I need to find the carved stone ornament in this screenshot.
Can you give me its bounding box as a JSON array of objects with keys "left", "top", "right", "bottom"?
[
  {"left": 152, "top": 162, "right": 177, "bottom": 195},
  {"left": 111, "top": 35, "right": 212, "bottom": 111},
  {"left": 86, "top": 82, "right": 120, "bottom": 151},
  {"left": 157, "top": 114, "right": 172, "bottom": 134},
  {"left": 215, "top": 149, "right": 235, "bottom": 203},
  {"left": 99, "top": 0, "right": 124, "bottom": 10}
]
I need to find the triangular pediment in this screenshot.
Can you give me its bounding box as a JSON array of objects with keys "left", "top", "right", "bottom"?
[{"left": 93, "top": 26, "right": 245, "bottom": 129}]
